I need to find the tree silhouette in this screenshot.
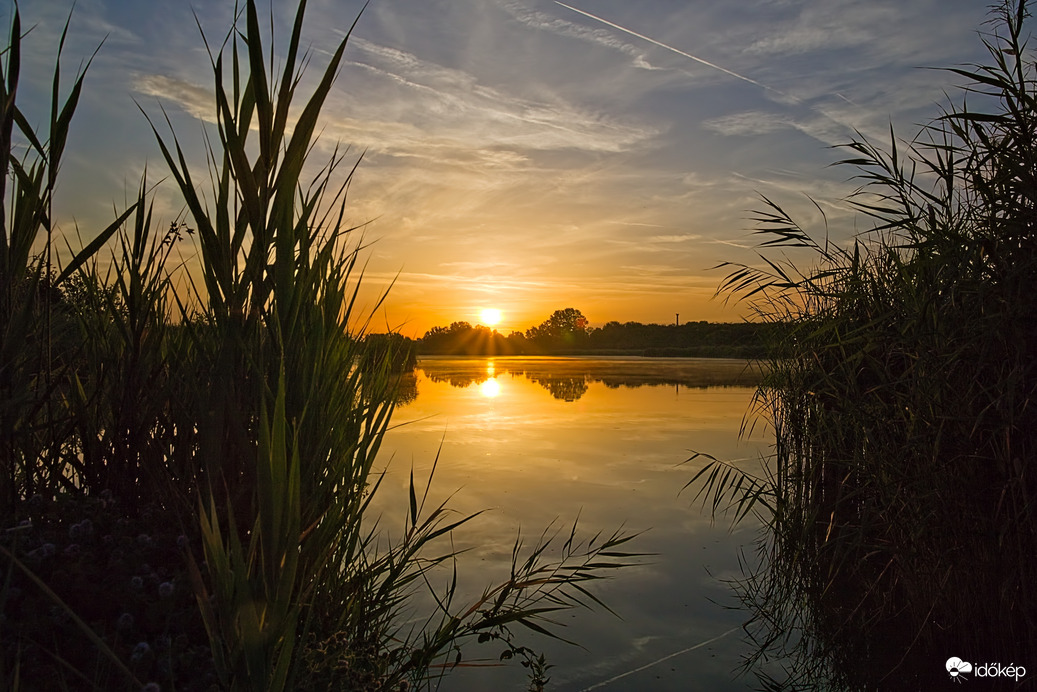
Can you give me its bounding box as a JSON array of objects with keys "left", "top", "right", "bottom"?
[
  {"left": 531, "top": 375, "right": 589, "bottom": 402},
  {"left": 526, "top": 307, "right": 589, "bottom": 348},
  {"left": 420, "top": 321, "right": 509, "bottom": 354}
]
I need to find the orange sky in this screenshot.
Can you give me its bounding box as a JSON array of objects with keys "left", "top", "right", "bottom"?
[{"left": 14, "top": 1, "right": 994, "bottom": 338}]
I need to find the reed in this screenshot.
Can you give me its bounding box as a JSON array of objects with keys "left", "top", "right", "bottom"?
[
  {"left": 0, "top": 3, "right": 638, "bottom": 690},
  {"left": 0, "top": 7, "right": 135, "bottom": 515},
  {"left": 692, "top": 2, "right": 1037, "bottom": 688}
]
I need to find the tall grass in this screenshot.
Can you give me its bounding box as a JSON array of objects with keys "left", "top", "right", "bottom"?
[
  {"left": 0, "top": 3, "right": 638, "bottom": 690},
  {"left": 0, "top": 8, "right": 133, "bottom": 513},
  {"left": 693, "top": 2, "right": 1037, "bottom": 688}
]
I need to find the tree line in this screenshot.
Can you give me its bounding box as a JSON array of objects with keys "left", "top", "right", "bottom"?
[{"left": 407, "top": 307, "right": 774, "bottom": 357}]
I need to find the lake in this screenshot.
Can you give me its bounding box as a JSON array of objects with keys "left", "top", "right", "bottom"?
[{"left": 372, "top": 356, "right": 772, "bottom": 691}]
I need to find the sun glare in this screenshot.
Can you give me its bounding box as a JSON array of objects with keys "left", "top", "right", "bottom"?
[
  {"left": 480, "top": 308, "right": 502, "bottom": 326},
  {"left": 479, "top": 378, "right": 501, "bottom": 398}
]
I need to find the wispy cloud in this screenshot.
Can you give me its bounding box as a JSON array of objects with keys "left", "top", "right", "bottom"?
[
  {"left": 554, "top": 1, "right": 778, "bottom": 92},
  {"left": 497, "top": 0, "right": 661, "bottom": 71},
  {"left": 647, "top": 234, "right": 702, "bottom": 243},
  {"left": 133, "top": 74, "right": 214, "bottom": 122},
  {"left": 703, "top": 111, "right": 793, "bottom": 137},
  {"left": 337, "top": 36, "right": 655, "bottom": 158},
  {"left": 15, "top": 0, "right": 997, "bottom": 335},
  {"left": 744, "top": 0, "right": 978, "bottom": 64}
]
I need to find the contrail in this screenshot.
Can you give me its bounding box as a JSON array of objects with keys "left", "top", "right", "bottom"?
[
  {"left": 576, "top": 625, "right": 742, "bottom": 691},
  {"left": 554, "top": 1, "right": 793, "bottom": 101}
]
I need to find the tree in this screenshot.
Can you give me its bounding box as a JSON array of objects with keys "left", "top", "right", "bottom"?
[
  {"left": 420, "top": 321, "right": 510, "bottom": 355},
  {"left": 526, "top": 308, "right": 589, "bottom": 348}
]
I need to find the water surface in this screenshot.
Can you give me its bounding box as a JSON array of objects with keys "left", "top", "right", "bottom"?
[{"left": 374, "top": 356, "right": 771, "bottom": 690}]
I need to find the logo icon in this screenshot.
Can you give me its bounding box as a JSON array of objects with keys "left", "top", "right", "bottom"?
[{"left": 947, "top": 657, "right": 973, "bottom": 682}]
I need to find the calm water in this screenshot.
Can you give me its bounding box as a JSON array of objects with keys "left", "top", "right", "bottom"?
[{"left": 373, "top": 356, "right": 772, "bottom": 691}]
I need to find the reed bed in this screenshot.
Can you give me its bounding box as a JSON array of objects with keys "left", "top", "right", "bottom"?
[
  {"left": 692, "top": 2, "right": 1037, "bottom": 688},
  {"left": 0, "top": 3, "right": 637, "bottom": 690}
]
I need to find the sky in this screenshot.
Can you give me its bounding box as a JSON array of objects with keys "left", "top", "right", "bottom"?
[{"left": 6, "top": 0, "right": 997, "bottom": 337}]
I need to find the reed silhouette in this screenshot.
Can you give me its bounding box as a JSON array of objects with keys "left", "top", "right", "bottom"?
[
  {"left": 0, "top": 3, "right": 638, "bottom": 690},
  {"left": 692, "top": 2, "right": 1037, "bottom": 688}
]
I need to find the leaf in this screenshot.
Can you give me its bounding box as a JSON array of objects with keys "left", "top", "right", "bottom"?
[{"left": 55, "top": 202, "right": 139, "bottom": 285}]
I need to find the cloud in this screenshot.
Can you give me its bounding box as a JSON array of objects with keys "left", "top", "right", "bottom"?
[
  {"left": 132, "top": 74, "right": 214, "bottom": 122},
  {"left": 129, "top": 29, "right": 656, "bottom": 213},
  {"left": 40, "top": 0, "right": 995, "bottom": 337},
  {"left": 337, "top": 36, "right": 656, "bottom": 159},
  {"left": 743, "top": 0, "right": 973, "bottom": 62},
  {"left": 620, "top": 264, "right": 688, "bottom": 275},
  {"left": 703, "top": 111, "right": 793, "bottom": 137},
  {"left": 702, "top": 103, "right": 880, "bottom": 149},
  {"left": 438, "top": 260, "right": 524, "bottom": 272},
  {"left": 647, "top": 234, "right": 703, "bottom": 243},
  {"left": 496, "top": 0, "right": 661, "bottom": 71},
  {"left": 554, "top": 1, "right": 777, "bottom": 94},
  {"left": 609, "top": 221, "right": 669, "bottom": 229}
]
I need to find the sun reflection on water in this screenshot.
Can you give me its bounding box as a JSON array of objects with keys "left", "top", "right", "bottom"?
[
  {"left": 377, "top": 357, "right": 771, "bottom": 691},
  {"left": 479, "top": 378, "right": 501, "bottom": 398}
]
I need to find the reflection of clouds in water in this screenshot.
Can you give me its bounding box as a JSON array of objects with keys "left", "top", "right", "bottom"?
[
  {"left": 630, "top": 634, "right": 662, "bottom": 651},
  {"left": 376, "top": 356, "right": 770, "bottom": 690}
]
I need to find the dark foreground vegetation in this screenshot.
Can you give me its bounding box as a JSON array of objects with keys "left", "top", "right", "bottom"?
[
  {"left": 694, "top": 2, "right": 1037, "bottom": 689},
  {"left": 413, "top": 308, "right": 773, "bottom": 357},
  {"left": 0, "top": 4, "right": 636, "bottom": 690}
]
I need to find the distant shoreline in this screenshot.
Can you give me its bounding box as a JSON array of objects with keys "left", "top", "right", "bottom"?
[
  {"left": 408, "top": 352, "right": 766, "bottom": 394},
  {"left": 367, "top": 320, "right": 776, "bottom": 369},
  {"left": 416, "top": 347, "right": 766, "bottom": 358}
]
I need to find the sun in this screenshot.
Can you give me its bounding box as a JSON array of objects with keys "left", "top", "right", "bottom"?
[{"left": 479, "top": 308, "right": 502, "bottom": 326}]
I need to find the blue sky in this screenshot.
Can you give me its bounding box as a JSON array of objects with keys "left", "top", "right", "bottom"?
[{"left": 7, "top": 0, "right": 995, "bottom": 335}]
